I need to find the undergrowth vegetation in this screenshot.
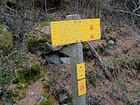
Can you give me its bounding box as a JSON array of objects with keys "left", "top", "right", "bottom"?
[
  {"left": 0, "top": 0, "right": 140, "bottom": 105},
  {"left": 0, "top": 29, "right": 45, "bottom": 102}
]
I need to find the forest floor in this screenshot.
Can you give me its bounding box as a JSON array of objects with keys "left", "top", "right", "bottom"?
[
  {"left": 1, "top": 10, "right": 140, "bottom": 105},
  {"left": 17, "top": 80, "right": 43, "bottom": 105},
  {"left": 15, "top": 18, "right": 140, "bottom": 105}
]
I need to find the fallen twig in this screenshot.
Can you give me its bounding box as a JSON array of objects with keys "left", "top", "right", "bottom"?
[{"left": 86, "top": 41, "right": 113, "bottom": 81}]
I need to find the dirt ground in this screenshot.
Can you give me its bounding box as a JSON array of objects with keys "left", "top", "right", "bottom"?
[{"left": 14, "top": 12, "right": 140, "bottom": 105}]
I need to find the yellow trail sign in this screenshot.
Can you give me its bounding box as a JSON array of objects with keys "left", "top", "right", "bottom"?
[
  {"left": 78, "top": 79, "right": 87, "bottom": 96},
  {"left": 50, "top": 19, "right": 101, "bottom": 46},
  {"left": 77, "top": 63, "right": 86, "bottom": 80}
]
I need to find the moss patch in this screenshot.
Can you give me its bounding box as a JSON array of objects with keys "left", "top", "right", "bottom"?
[
  {"left": 27, "top": 33, "right": 51, "bottom": 54},
  {"left": 5, "top": 88, "right": 26, "bottom": 102},
  {"left": 0, "top": 24, "right": 13, "bottom": 53},
  {"left": 12, "top": 56, "right": 44, "bottom": 87}
]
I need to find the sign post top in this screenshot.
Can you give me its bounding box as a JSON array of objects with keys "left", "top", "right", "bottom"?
[{"left": 66, "top": 14, "right": 81, "bottom": 20}]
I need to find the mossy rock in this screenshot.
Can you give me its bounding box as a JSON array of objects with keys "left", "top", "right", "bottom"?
[
  {"left": 0, "top": 24, "right": 8, "bottom": 34},
  {"left": 29, "top": 56, "right": 45, "bottom": 78},
  {"left": 0, "top": 24, "right": 13, "bottom": 53},
  {"left": 12, "top": 89, "right": 26, "bottom": 101},
  {"left": 4, "top": 88, "right": 26, "bottom": 102},
  {"left": 13, "top": 56, "right": 44, "bottom": 85},
  {"left": 28, "top": 33, "right": 51, "bottom": 54},
  {"left": 15, "top": 67, "right": 29, "bottom": 84}
]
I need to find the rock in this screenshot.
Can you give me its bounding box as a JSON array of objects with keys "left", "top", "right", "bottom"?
[
  {"left": 36, "top": 96, "right": 47, "bottom": 102},
  {"left": 28, "top": 33, "right": 63, "bottom": 55},
  {"left": 59, "top": 47, "right": 70, "bottom": 56},
  {"left": 46, "top": 55, "right": 70, "bottom": 64},
  {"left": 129, "top": 35, "right": 140, "bottom": 41},
  {"left": 108, "top": 40, "right": 115, "bottom": 49},
  {"left": 35, "top": 96, "right": 48, "bottom": 105},
  {"left": 36, "top": 96, "right": 44, "bottom": 102},
  {"left": 30, "top": 92, "right": 35, "bottom": 96},
  {"left": 60, "top": 57, "right": 70, "bottom": 64},
  {"left": 46, "top": 42, "right": 63, "bottom": 51},
  {"left": 128, "top": 36, "right": 140, "bottom": 47},
  {"left": 47, "top": 55, "right": 61, "bottom": 64},
  {"left": 59, "top": 93, "right": 69, "bottom": 104}
]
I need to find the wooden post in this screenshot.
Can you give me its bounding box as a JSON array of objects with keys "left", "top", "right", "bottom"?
[{"left": 66, "top": 14, "right": 86, "bottom": 105}]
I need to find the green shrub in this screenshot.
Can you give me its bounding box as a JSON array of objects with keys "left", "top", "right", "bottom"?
[
  {"left": 108, "top": 25, "right": 113, "bottom": 32},
  {"left": 128, "top": 101, "right": 137, "bottom": 105},
  {"left": 135, "top": 90, "right": 140, "bottom": 97},
  {"left": 27, "top": 33, "right": 51, "bottom": 54},
  {"left": 13, "top": 53, "right": 28, "bottom": 64},
  {"left": 116, "top": 56, "right": 134, "bottom": 68},
  {"left": 0, "top": 68, "right": 12, "bottom": 85},
  {"left": 95, "top": 45, "right": 108, "bottom": 56},
  {"left": 14, "top": 66, "right": 42, "bottom": 84},
  {"left": 28, "top": 34, "right": 38, "bottom": 52},
  {"left": 13, "top": 57, "right": 44, "bottom": 85},
  {"left": 46, "top": 79, "right": 56, "bottom": 87},
  {"left": 115, "top": 79, "right": 125, "bottom": 90},
  {"left": 87, "top": 68, "right": 97, "bottom": 88},
  {"left": 106, "top": 60, "right": 113, "bottom": 70},
  {"left": 5, "top": 89, "right": 26, "bottom": 101}
]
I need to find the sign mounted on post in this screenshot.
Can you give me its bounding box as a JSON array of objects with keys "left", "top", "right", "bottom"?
[
  {"left": 50, "top": 19, "right": 101, "bottom": 46},
  {"left": 78, "top": 79, "right": 87, "bottom": 96},
  {"left": 50, "top": 14, "right": 101, "bottom": 105},
  {"left": 77, "top": 63, "right": 86, "bottom": 80}
]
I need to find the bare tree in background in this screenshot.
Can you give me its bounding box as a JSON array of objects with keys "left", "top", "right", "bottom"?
[
  {"left": 0, "top": 0, "right": 47, "bottom": 49},
  {"left": 68, "top": 0, "right": 140, "bottom": 29},
  {"left": 69, "top": 0, "right": 100, "bottom": 18}
]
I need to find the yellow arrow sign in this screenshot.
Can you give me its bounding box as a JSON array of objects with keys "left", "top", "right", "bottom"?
[{"left": 50, "top": 19, "right": 101, "bottom": 46}]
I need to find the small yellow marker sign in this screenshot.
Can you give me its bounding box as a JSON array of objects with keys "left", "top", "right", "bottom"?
[
  {"left": 77, "top": 63, "right": 86, "bottom": 80},
  {"left": 50, "top": 19, "right": 101, "bottom": 46},
  {"left": 78, "top": 79, "right": 86, "bottom": 96}
]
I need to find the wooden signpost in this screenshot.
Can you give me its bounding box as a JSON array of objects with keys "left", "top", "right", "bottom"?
[{"left": 50, "top": 14, "right": 101, "bottom": 105}]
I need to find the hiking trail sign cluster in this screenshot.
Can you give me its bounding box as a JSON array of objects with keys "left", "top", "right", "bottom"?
[{"left": 50, "top": 14, "right": 101, "bottom": 105}]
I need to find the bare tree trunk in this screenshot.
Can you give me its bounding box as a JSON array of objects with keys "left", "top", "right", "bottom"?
[
  {"left": 95, "top": 0, "right": 100, "bottom": 18},
  {"left": 69, "top": 0, "right": 100, "bottom": 18}
]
